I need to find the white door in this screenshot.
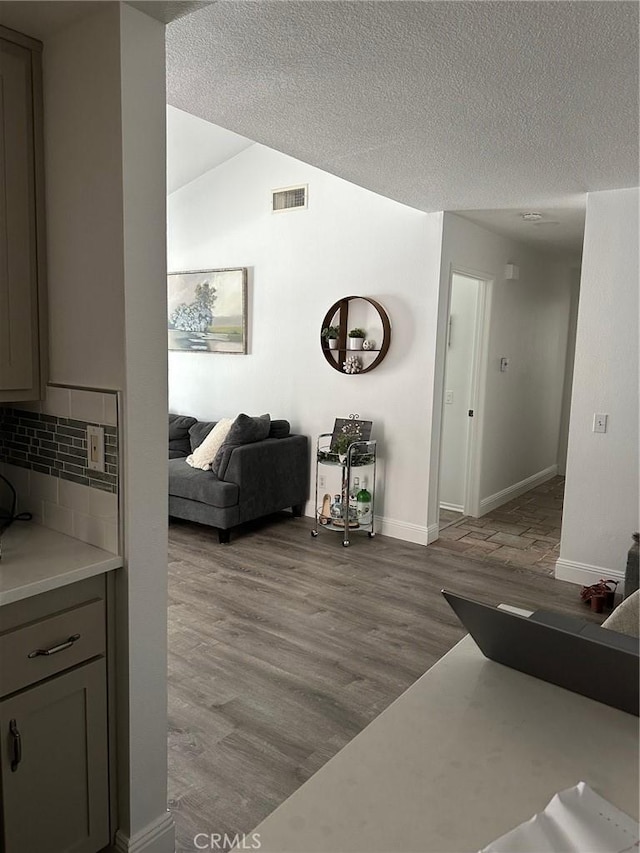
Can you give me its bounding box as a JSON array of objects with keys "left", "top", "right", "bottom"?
[{"left": 439, "top": 273, "right": 481, "bottom": 513}]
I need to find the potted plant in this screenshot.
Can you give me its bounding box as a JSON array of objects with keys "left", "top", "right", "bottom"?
[
  {"left": 321, "top": 325, "right": 340, "bottom": 350},
  {"left": 348, "top": 328, "right": 366, "bottom": 350}
]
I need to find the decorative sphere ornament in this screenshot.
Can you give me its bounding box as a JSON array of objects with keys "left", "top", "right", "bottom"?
[{"left": 363, "top": 339, "right": 375, "bottom": 350}]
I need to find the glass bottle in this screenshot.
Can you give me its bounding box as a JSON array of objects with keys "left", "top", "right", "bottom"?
[
  {"left": 349, "top": 476, "right": 360, "bottom": 517},
  {"left": 356, "top": 478, "right": 372, "bottom": 525},
  {"left": 330, "top": 494, "right": 342, "bottom": 520}
]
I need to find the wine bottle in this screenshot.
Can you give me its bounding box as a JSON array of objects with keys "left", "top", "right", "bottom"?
[
  {"left": 356, "top": 478, "right": 372, "bottom": 525},
  {"left": 349, "top": 476, "right": 360, "bottom": 516}
]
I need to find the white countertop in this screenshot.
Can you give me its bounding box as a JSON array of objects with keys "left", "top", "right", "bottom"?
[
  {"left": 247, "top": 634, "right": 639, "bottom": 853},
  {"left": 0, "top": 522, "right": 122, "bottom": 606}
]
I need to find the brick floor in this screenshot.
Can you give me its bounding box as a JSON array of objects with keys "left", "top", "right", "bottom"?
[{"left": 434, "top": 476, "right": 565, "bottom": 576}]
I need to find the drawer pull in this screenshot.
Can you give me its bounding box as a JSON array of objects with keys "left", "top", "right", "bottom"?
[
  {"left": 9, "top": 719, "right": 21, "bottom": 771},
  {"left": 27, "top": 633, "right": 81, "bottom": 658}
]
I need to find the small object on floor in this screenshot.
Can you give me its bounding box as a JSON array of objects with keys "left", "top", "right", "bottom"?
[{"left": 580, "top": 578, "right": 618, "bottom": 611}]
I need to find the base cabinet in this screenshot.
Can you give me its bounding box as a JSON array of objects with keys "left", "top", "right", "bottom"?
[
  {"left": 0, "top": 660, "right": 109, "bottom": 853},
  {"left": 0, "top": 576, "right": 111, "bottom": 853}
]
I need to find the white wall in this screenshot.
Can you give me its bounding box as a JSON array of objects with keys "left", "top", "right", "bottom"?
[
  {"left": 558, "top": 187, "right": 639, "bottom": 584},
  {"left": 428, "top": 213, "right": 574, "bottom": 526},
  {"left": 168, "top": 144, "right": 444, "bottom": 543},
  {"left": 557, "top": 267, "right": 581, "bottom": 476},
  {"left": 43, "top": 5, "right": 172, "bottom": 851},
  {"left": 440, "top": 274, "right": 479, "bottom": 510}
]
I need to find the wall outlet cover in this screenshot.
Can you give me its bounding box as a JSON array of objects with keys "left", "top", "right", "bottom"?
[{"left": 87, "top": 425, "right": 105, "bottom": 472}]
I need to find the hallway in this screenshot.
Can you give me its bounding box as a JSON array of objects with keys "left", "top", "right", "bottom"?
[{"left": 433, "top": 476, "right": 564, "bottom": 575}]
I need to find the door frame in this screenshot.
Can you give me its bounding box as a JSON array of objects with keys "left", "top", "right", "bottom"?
[{"left": 433, "top": 264, "right": 493, "bottom": 528}]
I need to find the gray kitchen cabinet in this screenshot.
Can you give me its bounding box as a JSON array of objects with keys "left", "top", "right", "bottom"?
[
  {"left": 0, "top": 577, "right": 111, "bottom": 853},
  {"left": 0, "top": 27, "right": 47, "bottom": 402}
]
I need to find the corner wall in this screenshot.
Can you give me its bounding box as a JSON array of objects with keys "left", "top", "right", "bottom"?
[
  {"left": 42, "top": 5, "right": 172, "bottom": 851},
  {"left": 557, "top": 187, "right": 639, "bottom": 586},
  {"left": 168, "top": 145, "right": 443, "bottom": 543}
]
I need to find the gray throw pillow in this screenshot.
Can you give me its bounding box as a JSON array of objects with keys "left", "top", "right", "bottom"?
[
  {"left": 269, "top": 419, "right": 290, "bottom": 439},
  {"left": 211, "top": 413, "right": 271, "bottom": 478}
]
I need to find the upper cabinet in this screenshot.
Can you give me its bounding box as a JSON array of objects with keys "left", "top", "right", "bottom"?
[{"left": 0, "top": 28, "right": 47, "bottom": 402}]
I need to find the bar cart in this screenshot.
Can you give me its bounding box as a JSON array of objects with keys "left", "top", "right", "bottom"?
[{"left": 311, "top": 433, "right": 377, "bottom": 547}]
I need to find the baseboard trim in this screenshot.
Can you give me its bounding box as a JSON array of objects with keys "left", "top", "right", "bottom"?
[
  {"left": 427, "top": 522, "right": 440, "bottom": 544},
  {"left": 376, "top": 515, "right": 431, "bottom": 546},
  {"left": 479, "top": 465, "right": 557, "bottom": 515},
  {"left": 113, "top": 811, "right": 175, "bottom": 853},
  {"left": 555, "top": 558, "right": 626, "bottom": 594},
  {"left": 439, "top": 502, "right": 464, "bottom": 513}
]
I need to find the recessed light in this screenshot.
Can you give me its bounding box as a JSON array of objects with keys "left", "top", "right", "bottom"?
[{"left": 522, "top": 212, "right": 543, "bottom": 222}]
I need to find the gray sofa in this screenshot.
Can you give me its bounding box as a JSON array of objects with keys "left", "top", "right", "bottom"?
[{"left": 168, "top": 414, "right": 309, "bottom": 543}]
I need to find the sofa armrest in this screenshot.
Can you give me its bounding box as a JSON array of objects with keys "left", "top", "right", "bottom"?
[{"left": 222, "top": 435, "right": 310, "bottom": 523}]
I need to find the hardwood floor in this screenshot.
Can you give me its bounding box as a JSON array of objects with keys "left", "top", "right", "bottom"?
[{"left": 167, "top": 511, "right": 597, "bottom": 852}]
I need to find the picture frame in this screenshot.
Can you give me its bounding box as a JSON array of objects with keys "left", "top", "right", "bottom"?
[
  {"left": 330, "top": 417, "right": 373, "bottom": 454},
  {"left": 167, "top": 267, "right": 248, "bottom": 354}
]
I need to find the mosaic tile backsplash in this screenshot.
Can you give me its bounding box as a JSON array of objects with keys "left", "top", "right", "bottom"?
[
  {"left": 0, "top": 387, "right": 120, "bottom": 554},
  {"left": 0, "top": 408, "right": 118, "bottom": 493}
]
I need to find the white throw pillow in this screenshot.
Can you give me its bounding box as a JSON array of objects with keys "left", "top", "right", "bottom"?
[{"left": 186, "top": 418, "right": 233, "bottom": 470}]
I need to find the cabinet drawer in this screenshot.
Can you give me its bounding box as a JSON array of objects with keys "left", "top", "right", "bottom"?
[{"left": 0, "top": 599, "right": 105, "bottom": 696}]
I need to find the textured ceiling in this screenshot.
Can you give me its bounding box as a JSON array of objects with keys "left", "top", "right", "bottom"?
[
  {"left": 458, "top": 205, "right": 586, "bottom": 257},
  {"left": 167, "top": 1, "right": 639, "bottom": 220},
  {"left": 0, "top": 2, "right": 103, "bottom": 40},
  {"left": 167, "top": 106, "right": 253, "bottom": 193},
  {"left": 128, "top": 1, "right": 214, "bottom": 26}
]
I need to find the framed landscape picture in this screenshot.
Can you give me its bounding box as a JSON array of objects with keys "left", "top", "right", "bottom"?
[{"left": 168, "top": 267, "right": 247, "bottom": 353}]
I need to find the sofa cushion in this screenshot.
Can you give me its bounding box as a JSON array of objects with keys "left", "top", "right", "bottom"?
[
  {"left": 168, "top": 458, "right": 239, "bottom": 508},
  {"left": 187, "top": 418, "right": 233, "bottom": 470},
  {"left": 269, "top": 419, "right": 290, "bottom": 439},
  {"left": 169, "top": 444, "right": 190, "bottom": 459},
  {"left": 169, "top": 414, "right": 197, "bottom": 458},
  {"left": 189, "top": 420, "right": 218, "bottom": 452},
  {"left": 211, "top": 413, "right": 271, "bottom": 479},
  {"left": 169, "top": 414, "right": 197, "bottom": 441}
]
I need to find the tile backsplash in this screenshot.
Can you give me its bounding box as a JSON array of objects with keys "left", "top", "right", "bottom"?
[{"left": 0, "top": 385, "right": 120, "bottom": 554}]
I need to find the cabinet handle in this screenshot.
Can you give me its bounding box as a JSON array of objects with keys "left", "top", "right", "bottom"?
[
  {"left": 9, "top": 719, "right": 21, "bottom": 771},
  {"left": 27, "top": 633, "right": 81, "bottom": 658}
]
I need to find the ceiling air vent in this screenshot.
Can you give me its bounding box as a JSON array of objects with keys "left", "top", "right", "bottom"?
[{"left": 272, "top": 184, "right": 308, "bottom": 213}]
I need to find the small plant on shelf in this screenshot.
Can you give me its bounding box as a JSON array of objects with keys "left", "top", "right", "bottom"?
[
  {"left": 347, "top": 328, "right": 366, "bottom": 350},
  {"left": 321, "top": 325, "right": 340, "bottom": 350},
  {"left": 321, "top": 325, "right": 340, "bottom": 339}
]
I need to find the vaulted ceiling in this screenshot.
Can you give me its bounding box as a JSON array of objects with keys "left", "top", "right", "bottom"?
[{"left": 166, "top": 1, "right": 638, "bottom": 223}]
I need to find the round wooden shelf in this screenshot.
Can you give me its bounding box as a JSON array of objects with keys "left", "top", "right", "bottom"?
[{"left": 320, "top": 296, "right": 391, "bottom": 374}]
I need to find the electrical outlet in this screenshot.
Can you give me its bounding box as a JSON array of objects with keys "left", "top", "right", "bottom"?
[
  {"left": 593, "top": 413, "right": 608, "bottom": 434},
  {"left": 445, "top": 391, "right": 454, "bottom": 404},
  {"left": 87, "top": 425, "right": 105, "bottom": 472},
  {"left": 319, "top": 475, "right": 326, "bottom": 489}
]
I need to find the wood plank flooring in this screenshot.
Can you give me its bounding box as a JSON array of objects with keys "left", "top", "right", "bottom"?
[{"left": 168, "top": 511, "right": 598, "bottom": 852}]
